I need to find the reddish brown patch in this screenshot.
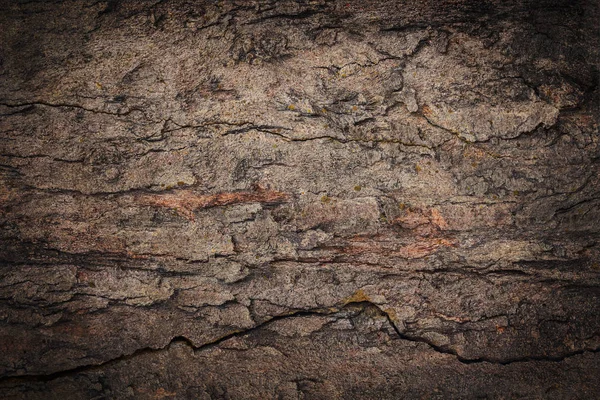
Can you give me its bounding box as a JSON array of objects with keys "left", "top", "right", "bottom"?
[
  {"left": 430, "top": 209, "right": 448, "bottom": 229},
  {"left": 395, "top": 237, "right": 456, "bottom": 259},
  {"left": 137, "top": 188, "right": 290, "bottom": 220},
  {"left": 421, "top": 104, "right": 432, "bottom": 116},
  {"left": 393, "top": 208, "right": 430, "bottom": 229},
  {"left": 392, "top": 207, "right": 448, "bottom": 233}
]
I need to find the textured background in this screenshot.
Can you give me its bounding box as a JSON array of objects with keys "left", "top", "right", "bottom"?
[{"left": 0, "top": 0, "right": 599, "bottom": 398}]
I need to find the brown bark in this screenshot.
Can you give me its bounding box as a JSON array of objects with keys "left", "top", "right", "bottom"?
[{"left": 0, "top": 0, "right": 599, "bottom": 398}]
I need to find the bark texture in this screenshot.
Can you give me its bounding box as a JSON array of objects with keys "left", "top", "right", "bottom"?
[{"left": 1, "top": 0, "right": 599, "bottom": 398}]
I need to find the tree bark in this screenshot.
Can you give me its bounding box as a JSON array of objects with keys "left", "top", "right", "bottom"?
[{"left": 0, "top": 0, "right": 599, "bottom": 398}]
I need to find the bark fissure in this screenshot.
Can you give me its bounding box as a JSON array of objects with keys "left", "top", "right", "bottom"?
[{"left": 2, "top": 300, "right": 597, "bottom": 385}]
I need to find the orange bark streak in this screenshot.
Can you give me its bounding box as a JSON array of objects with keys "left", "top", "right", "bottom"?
[{"left": 137, "top": 189, "right": 290, "bottom": 220}]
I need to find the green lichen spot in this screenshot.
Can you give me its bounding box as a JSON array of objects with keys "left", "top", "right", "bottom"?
[
  {"left": 354, "top": 185, "right": 361, "bottom": 191},
  {"left": 321, "top": 195, "right": 331, "bottom": 204},
  {"left": 177, "top": 181, "right": 185, "bottom": 186},
  {"left": 288, "top": 104, "right": 296, "bottom": 111}
]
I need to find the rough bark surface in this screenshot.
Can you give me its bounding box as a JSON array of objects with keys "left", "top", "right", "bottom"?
[{"left": 1, "top": 0, "right": 599, "bottom": 398}]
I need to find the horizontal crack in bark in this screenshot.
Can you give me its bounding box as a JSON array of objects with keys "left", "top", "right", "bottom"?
[
  {"left": 0, "top": 101, "right": 147, "bottom": 119},
  {"left": 1, "top": 301, "right": 598, "bottom": 384}
]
